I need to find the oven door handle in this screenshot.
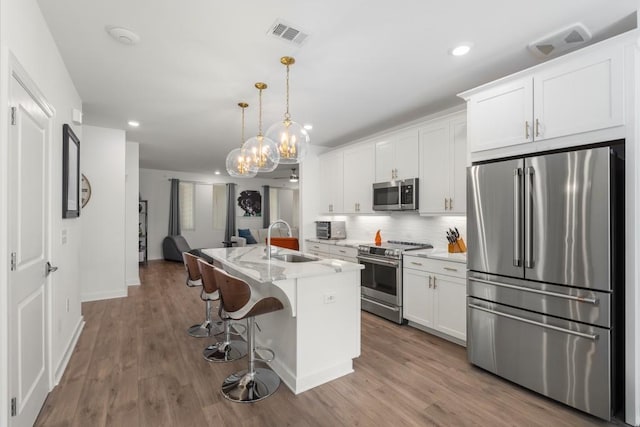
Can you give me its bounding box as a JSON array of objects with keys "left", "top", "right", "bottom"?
[
  {"left": 362, "top": 296, "right": 400, "bottom": 312},
  {"left": 357, "top": 255, "right": 400, "bottom": 267}
]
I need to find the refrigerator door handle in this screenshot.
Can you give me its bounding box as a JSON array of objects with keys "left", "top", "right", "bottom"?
[
  {"left": 468, "top": 277, "right": 599, "bottom": 305},
  {"left": 513, "top": 168, "right": 522, "bottom": 267},
  {"left": 524, "top": 166, "right": 534, "bottom": 269},
  {"left": 468, "top": 303, "right": 599, "bottom": 341}
]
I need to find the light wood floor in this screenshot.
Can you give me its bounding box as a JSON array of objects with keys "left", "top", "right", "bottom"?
[{"left": 35, "top": 260, "right": 610, "bottom": 427}]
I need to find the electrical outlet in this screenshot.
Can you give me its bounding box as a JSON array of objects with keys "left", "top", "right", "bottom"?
[
  {"left": 61, "top": 229, "right": 67, "bottom": 245},
  {"left": 324, "top": 293, "right": 336, "bottom": 304}
]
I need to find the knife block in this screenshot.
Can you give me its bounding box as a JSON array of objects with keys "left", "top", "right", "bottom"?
[{"left": 448, "top": 238, "right": 467, "bottom": 253}]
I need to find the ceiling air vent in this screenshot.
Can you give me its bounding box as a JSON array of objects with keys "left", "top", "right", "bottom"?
[
  {"left": 527, "top": 23, "right": 591, "bottom": 58},
  {"left": 268, "top": 19, "right": 309, "bottom": 46}
]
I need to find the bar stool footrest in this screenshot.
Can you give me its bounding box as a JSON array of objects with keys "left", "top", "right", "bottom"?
[
  {"left": 254, "top": 346, "right": 275, "bottom": 363},
  {"left": 188, "top": 320, "right": 213, "bottom": 338},
  {"left": 203, "top": 340, "right": 248, "bottom": 363}
]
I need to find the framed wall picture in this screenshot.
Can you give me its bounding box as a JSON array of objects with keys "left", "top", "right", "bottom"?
[{"left": 62, "top": 124, "right": 80, "bottom": 218}]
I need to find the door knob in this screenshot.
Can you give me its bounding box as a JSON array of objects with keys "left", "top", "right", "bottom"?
[{"left": 46, "top": 261, "right": 58, "bottom": 276}]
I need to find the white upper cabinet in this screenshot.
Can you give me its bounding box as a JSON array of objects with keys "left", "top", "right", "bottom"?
[
  {"left": 374, "top": 130, "right": 419, "bottom": 182},
  {"left": 533, "top": 48, "right": 623, "bottom": 141},
  {"left": 343, "top": 143, "right": 375, "bottom": 214},
  {"left": 319, "top": 150, "right": 344, "bottom": 214},
  {"left": 419, "top": 113, "right": 467, "bottom": 214},
  {"left": 467, "top": 78, "right": 533, "bottom": 152},
  {"left": 462, "top": 42, "right": 624, "bottom": 153}
]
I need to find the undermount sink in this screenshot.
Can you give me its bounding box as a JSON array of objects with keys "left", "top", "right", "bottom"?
[{"left": 271, "top": 253, "right": 319, "bottom": 263}]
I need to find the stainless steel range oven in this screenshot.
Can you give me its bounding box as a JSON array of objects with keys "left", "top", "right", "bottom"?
[{"left": 358, "top": 241, "right": 432, "bottom": 324}]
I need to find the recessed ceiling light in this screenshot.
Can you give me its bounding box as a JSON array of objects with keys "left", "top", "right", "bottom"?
[
  {"left": 450, "top": 44, "right": 472, "bottom": 56},
  {"left": 105, "top": 26, "right": 141, "bottom": 45},
  {"left": 214, "top": 170, "right": 221, "bottom": 175},
  {"left": 303, "top": 124, "right": 313, "bottom": 130},
  {"left": 128, "top": 121, "right": 140, "bottom": 127}
]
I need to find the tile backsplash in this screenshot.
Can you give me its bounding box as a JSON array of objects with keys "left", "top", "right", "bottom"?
[{"left": 317, "top": 214, "right": 467, "bottom": 251}]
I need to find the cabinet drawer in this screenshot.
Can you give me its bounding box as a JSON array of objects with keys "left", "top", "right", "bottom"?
[
  {"left": 330, "top": 245, "right": 357, "bottom": 259},
  {"left": 307, "top": 242, "right": 331, "bottom": 254},
  {"left": 403, "top": 256, "right": 466, "bottom": 279}
]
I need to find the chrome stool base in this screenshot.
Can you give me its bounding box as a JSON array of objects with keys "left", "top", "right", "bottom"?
[
  {"left": 221, "top": 368, "right": 280, "bottom": 403},
  {"left": 187, "top": 320, "right": 224, "bottom": 338},
  {"left": 203, "top": 340, "right": 247, "bottom": 362}
]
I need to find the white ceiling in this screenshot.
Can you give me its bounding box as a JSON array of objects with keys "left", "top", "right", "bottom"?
[{"left": 37, "top": 0, "right": 637, "bottom": 178}]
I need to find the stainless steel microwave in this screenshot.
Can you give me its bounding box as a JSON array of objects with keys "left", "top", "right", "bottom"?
[{"left": 372, "top": 178, "right": 419, "bottom": 211}]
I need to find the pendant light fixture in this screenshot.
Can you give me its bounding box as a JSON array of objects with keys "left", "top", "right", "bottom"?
[
  {"left": 226, "top": 102, "right": 257, "bottom": 178},
  {"left": 242, "top": 82, "right": 280, "bottom": 173},
  {"left": 266, "top": 56, "right": 310, "bottom": 164}
]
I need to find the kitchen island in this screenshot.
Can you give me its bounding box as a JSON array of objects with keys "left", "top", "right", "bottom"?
[{"left": 202, "top": 245, "right": 363, "bottom": 394}]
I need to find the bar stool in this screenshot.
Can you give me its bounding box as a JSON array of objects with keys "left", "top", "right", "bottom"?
[
  {"left": 197, "top": 259, "right": 248, "bottom": 362},
  {"left": 183, "top": 252, "right": 223, "bottom": 338},
  {"left": 213, "top": 267, "right": 284, "bottom": 403}
]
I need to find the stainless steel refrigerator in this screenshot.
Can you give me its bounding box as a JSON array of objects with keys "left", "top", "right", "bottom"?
[{"left": 466, "top": 143, "right": 624, "bottom": 421}]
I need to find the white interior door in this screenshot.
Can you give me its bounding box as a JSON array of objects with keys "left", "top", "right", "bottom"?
[{"left": 8, "top": 71, "right": 52, "bottom": 427}]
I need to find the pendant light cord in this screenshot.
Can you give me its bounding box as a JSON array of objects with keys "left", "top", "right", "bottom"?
[{"left": 285, "top": 64, "right": 291, "bottom": 121}]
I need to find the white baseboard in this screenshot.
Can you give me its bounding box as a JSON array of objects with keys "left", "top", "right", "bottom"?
[
  {"left": 54, "top": 316, "right": 84, "bottom": 385},
  {"left": 127, "top": 276, "right": 141, "bottom": 286},
  {"left": 81, "top": 288, "right": 128, "bottom": 302}
]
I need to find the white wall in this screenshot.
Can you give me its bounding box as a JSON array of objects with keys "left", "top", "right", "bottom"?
[
  {"left": 125, "top": 142, "right": 140, "bottom": 286},
  {"left": 80, "top": 126, "right": 126, "bottom": 301},
  {"left": 0, "top": 0, "right": 83, "bottom": 423},
  {"left": 140, "top": 168, "right": 297, "bottom": 260}
]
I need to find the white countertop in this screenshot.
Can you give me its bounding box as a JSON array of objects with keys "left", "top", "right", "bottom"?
[
  {"left": 202, "top": 245, "right": 363, "bottom": 284},
  {"left": 305, "top": 238, "right": 369, "bottom": 248},
  {"left": 405, "top": 248, "right": 467, "bottom": 264}
]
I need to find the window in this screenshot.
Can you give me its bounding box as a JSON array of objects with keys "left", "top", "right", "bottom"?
[
  {"left": 212, "top": 184, "right": 226, "bottom": 230},
  {"left": 179, "top": 182, "right": 195, "bottom": 230}
]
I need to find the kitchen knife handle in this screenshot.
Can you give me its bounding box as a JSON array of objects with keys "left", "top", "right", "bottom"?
[
  {"left": 525, "top": 166, "right": 534, "bottom": 269},
  {"left": 513, "top": 168, "right": 522, "bottom": 267}
]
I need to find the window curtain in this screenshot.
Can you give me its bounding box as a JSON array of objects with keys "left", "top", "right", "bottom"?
[
  {"left": 262, "top": 185, "right": 270, "bottom": 227},
  {"left": 168, "top": 178, "right": 181, "bottom": 235},
  {"left": 224, "top": 183, "right": 236, "bottom": 242}
]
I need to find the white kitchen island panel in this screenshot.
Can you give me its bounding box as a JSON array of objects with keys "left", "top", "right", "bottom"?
[{"left": 202, "top": 246, "right": 362, "bottom": 394}]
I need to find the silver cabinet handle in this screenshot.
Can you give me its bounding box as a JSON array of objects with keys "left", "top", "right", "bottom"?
[
  {"left": 428, "top": 275, "right": 432, "bottom": 288},
  {"left": 525, "top": 166, "right": 534, "bottom": 269},
  {"left": 468, "top": 303, "right": 598, "bottom": 341},
  {"left": 433, "top": 276, "right": 437, "bottom": 289},
  {"left": 535, "top": 118, "right": 540, "bottom": 137},
  {"left": 468, "top": 277, "right": 598, "bottom": 305},
  {"left": 443, "top": 266, "right": 458, "bottom": 272},
  {"left": 449, "top": 198, "right": 453, "bottom": 210},
  {"left": 525, "top": 121, "right": 530, "bottom": 139},
  {"left": 410, "top": 261, "right": 423, "bottom": 266},
  {"left": 338, "top": 250, "right": 346, "bottom": 254},
  {"left": 444, "top": 198, "right": 449, "bottom": 210},
  {"left": 513, "top": 168, "right": 522, "bottom": 267}
]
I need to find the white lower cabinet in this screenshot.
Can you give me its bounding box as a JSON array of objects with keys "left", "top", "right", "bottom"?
[
  {"left": 403, "top": 255, "right": 466, "bottom": 343},
  {"left": 307, "top": 241, "right": 331, "bottom": 258},
  {"left": 306, "top": 241, "right": 358, "bottom": 263}
]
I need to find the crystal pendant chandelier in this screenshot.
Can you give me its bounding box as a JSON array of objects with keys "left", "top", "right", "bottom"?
[
  {"left": 225, "top": 102, "right": 257, "bottom": 177},
  {"left": 242, "top": 82, "right": 280, "bottom": 173},
  {"left": 266, "top": 56, "right": 310, "bottom": 164}
]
